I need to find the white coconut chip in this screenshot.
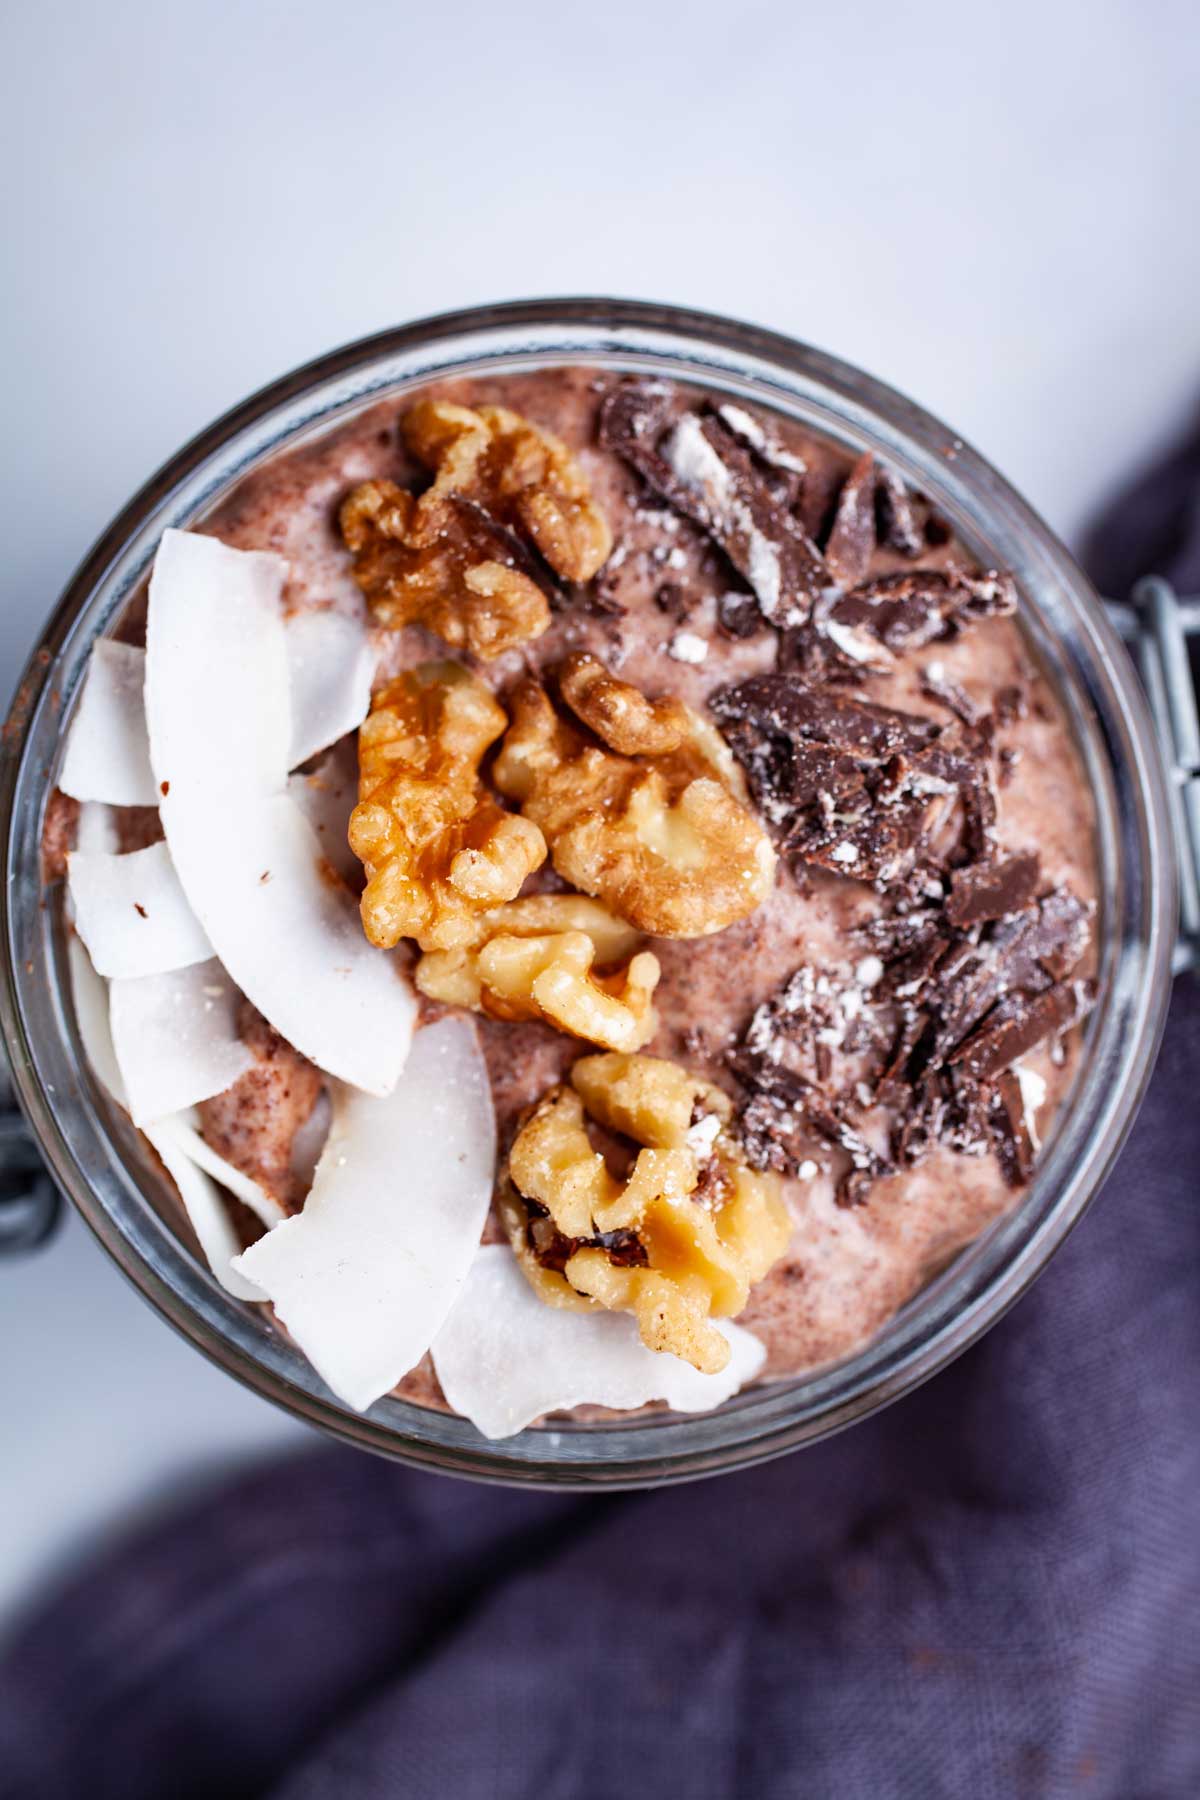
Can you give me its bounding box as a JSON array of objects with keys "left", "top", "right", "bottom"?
[
  {"left": 108, "top": 958, "right": 254, "bottom": 1127},
  {"left": 144, "top": 529, "right": 415, "bottom": 1095},
  {"left": 141, "top": 1119, "right": 265, "bottom": 1301},
  {"left": 285, "top": 609, "right": 375, "bottom": 770},
  {"left": 67, "top": 935, "right": 264, "bottom": 1297},
  {"left": 68, "top": 934, "right": 127, "bottom": 1104},
  {"left": 148, "top": 1109, "right": 284, "bottom": 1230},
  {"left": 287, "top": 737, "right": 360, "bottom": 886},
  {"left": 75, "top": 801, "right": 120, "bottom": 855},
  {"left": 431, "top": 1245, "right": 768, "bottom": 1440},
  {"left": 58, "top": 641, "right": 158, "bottom": 807},
  {"left": 67, "top": 841, "right": 214, "bottom": 978},
  {"left": 232, "top": 1017, "right": 495, "bottom": 1411}
]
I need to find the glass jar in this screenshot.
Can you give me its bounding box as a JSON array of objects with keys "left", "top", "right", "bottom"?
[{"left": 0, "top": 300, "right": 1179, "bottom": 1487}]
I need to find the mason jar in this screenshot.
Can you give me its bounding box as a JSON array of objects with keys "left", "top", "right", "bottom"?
[{"left": 0, "top": 299, "right": 1184, "bottom": 1486}]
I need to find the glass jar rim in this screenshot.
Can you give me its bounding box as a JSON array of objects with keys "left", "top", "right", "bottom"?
[{"left": 0, "top": 298, "right": 1178, "bottom": 1488}]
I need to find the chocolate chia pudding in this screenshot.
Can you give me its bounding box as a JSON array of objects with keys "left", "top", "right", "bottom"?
[{"left": 53, "top": 365, "right": 1098, "bottom": 1433}]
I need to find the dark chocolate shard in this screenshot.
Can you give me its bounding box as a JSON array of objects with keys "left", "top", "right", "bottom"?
[
  {"left": 876, "top": 465, "right": 925, "bottom": 556},
  {"left": 946, "top": 851, "right": 1041, "bottom": 927},
  {"left": 951, "top": 979, "right": 1095, "bottom": 1083},
  {"left": 716, "top": 587, "right": 764, "bottom": 640},
  {"left": 713, "top": 401, "right": 807, "bottom": 503},
  {"left": 993, "top": 683, "right": 1029, "bottom": 726},
  {"left": 599, "top": 382, "right": 833, "bottom": 629},
  {"left": 823, "top": 452, "right": 878, "bottom": 590},
  {"left": 919, "top": 661, "right": 984, "bottom": 726},
  {"left": 795, "top": 458, "right": 844, "bottom": 548},
  {"left": 986, "top": 886, "right": 1093, "bottom": 987},
  {"left": 711, "top": 672, "right": 994, "bottom": 888},
  {"left": 829, "top": 567, "right": 1018, "bottom": 654},
  {"left": 986, "top": 1072, "right": 1036, "bottom": 1186},
  {"left": 712, "top": 675, "right": 937, "bottom": 762},
  {"left": 654, "top": 581, "right": 691, "bottom": 622},
  {"left": 733, "top": 1055, "right": 889, "bottom": 1204}
]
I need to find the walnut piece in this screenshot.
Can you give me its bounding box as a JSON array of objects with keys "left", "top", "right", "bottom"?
[
  {"left": 559, "top": 651, "right": 691, "bottom": 755},
  {"left": 492, "top": 666, "right": 776, "bottom": 938},
  {"left": 350, "top": 661, "right": 546, "bottom": 952},
  {"left": 339, "top": 400, "right": 612, "bottom": 660},
  {"left": 415, "top": 893, "right": 661, "bottom": 1053},
  {"left": 339, "top": 478, "right": 550, "bottom": 660},
  {"left": 406, "top": 400, "right": 613, "bottom": 583},
  {"left": 502, "top": 1052, "right": 791, "bottom": 1373}
]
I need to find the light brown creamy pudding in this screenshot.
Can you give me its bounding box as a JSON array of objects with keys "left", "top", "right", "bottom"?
[{"left": 54, "top": 368, "right": 1099, "bottom": 1417}]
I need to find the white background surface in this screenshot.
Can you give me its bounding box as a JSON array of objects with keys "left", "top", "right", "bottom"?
[{"left": 3, "top": 0, "right": 1199, "bottom": 1627}]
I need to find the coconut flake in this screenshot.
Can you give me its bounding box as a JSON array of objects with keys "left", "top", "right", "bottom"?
[
  {"left": 667, "top": 630, "right": 709, "bottom": 665},
  {"left": 431, "top": 1245, "right": 767, "bottom": 1440},
  {"left": 68, "top": 934, "right": 126, "bottom": 1104},
  {"left": 58, "top": 641, "right": 158, "bottom": 807},
  {"left": 286, "top": 609, "right": 375, "bottom": 769},
  {"left": 142, "top": 1118, "right": 265, "bottom": 1301},
  {"left": 144, "top": 529, "right": 415, "bottom": 1095},
  {"left": 149, "top": 1109, "right": 283, "bottom": 1230},
  {"left": 108, "top": 958, "right": 254, "bottom": 1127},
  {"left": 75, "top": 801, "right": 120, "bottom": 855},
  {"left": 287, "top": 737, "right": 360, "bottom": 887},
  {"left": 232, "top": 1017, "right": 495, "bottom": 1410},
  {"left": 287, "top": 1087, "right": 332, "bottom": 1196},
  {"left": 67, "top": 841, "right": 214, "bottom": 978},
  {"left": 67, "top": 935, "right": 262, "bottom": 1296}
]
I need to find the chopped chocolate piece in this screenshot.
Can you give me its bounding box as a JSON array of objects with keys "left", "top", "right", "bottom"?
[
  {"left": 946, "top": 851, "right": 1041, "bottom": 926},
  {"left": 876, "top": 466, "right": 925, "bottom": 556},
  {"left": 654, "top": 581, "right": 691, "bottom": 621},
  {"left": 716, "top": 587, "right": 763, "bottom": 639},
  {"left": 599, "top": 381, "right": 833, "bottom": 628},
  {"left": 829, "top": 567, "right": 1018, "bottom": 654},
  {"left": 712, "top": 674, "right": 937, "bottom": 762},
  {"left": 732, "top": 1054, "right": 888, "bottom": 1202},
  {"left": 986, "top": 1072, "right": 1036, "bottom": 1186},
  {"left": 919, "top": 661, "right": 983, "bottom": 727},
  {"left": 998, "top": 746, "right": 1021, "bottom": 787},
  {"left": 585, "top": 572, "right": 627, "bottom": 617},
  {"left": 824, "top": 453, "right": 878, "bottom": 590},
  {"left": 993, "top": 683, "right": 1029, "bottom": 726},
  {"left": 989, "top": 887, "right": 1093, "bottom": 986},
  {"left": 779, "top": 618, "right": 888, "bottom": 686},
  {"left": 896, "top": 1070, "right": 948, "bottom": 1165},
  {"left": 790, "top": 457, "right": 842, "bottom": 550},
  {"left": 713, "top": 402, "right": 807, "bottom": 505},
  {"left": 711, "top": 672, "right": 993, "bottom": 888},
  {"left": 951, "top": 979, "right": 1095, "bottom": 1083}
]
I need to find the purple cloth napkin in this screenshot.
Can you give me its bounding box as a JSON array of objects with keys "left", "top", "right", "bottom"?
[{"left": 2, "top": 442, "right": 1199, "bottom": 1800}]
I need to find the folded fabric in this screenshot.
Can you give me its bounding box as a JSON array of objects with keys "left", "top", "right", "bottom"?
[{"left": 2, "top": 430, "right": 1198, "bottom": 1800}]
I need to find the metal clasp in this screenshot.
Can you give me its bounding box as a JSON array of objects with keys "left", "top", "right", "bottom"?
[
  {"left": 0, "top": 1066, "right": 60, "bottom": 1256},
  {"left": 1108, "top": 579, "right": 1200, "bottom": 974}
]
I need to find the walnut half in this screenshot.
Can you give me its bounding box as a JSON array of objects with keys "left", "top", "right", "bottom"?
[
  {"left": 415, "top": 894, "right": 661, "bottom": 1054},
  {"left": 350, "top": 661, "right": 546, "bottom": 952},
  {"left": 502, "top": 1052, "right": 791, "bottom": 1373},
  {"left": 339, "top": 400, "right": 612, "bottom": 661},
  {"left": 492, "top": 660, "right": 777, "bottom": 938}
]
